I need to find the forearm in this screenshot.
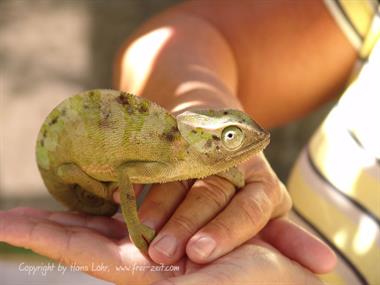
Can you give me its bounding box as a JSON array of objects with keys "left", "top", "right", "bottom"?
[
  {"left": 115, "top": 0, "right": 357, "bottom": 127},
  {"left": 115, "top": 8, "right": 241, "bottom": 116}
]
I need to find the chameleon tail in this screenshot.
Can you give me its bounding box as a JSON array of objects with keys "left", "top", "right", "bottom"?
[
  {"left": 67, "top": 184, "right": 118, "bottom": 216},
  {"left": 40, "top": 164, "right": 118, "bottom": 216}
]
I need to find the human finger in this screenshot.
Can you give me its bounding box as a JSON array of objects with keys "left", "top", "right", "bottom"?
[
  {"left": 186, "top": 178, "right": 290, "bottom": 264},
  {"left": 138, "top": 180, "right": 193, "bottom": 230},
  {"left": 260, "top": 217, "right": 336, "bottom": 274},
  {"left": 0, "top": 209, "right": 177, "bottom": 284},
  {"left": 0, "top": 211, "right": 125, "bottom": 283},
  {"left": 148, "top": 176, "right": 235, "bottom": 264},
  {"left": 5, "top": 207, "right": 128, "bottom": 239}
]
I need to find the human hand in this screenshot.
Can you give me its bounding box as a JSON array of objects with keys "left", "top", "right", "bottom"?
[
  {"left": 0, "top": 208, "right": 334, "bottom": 285},
  {"left": 115, "top": 154, "right": 294, "bottom": 265}
]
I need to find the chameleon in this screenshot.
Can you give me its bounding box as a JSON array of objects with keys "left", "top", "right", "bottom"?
[{"left": 35, "top": 89, "right": 270, "bottom": 253}]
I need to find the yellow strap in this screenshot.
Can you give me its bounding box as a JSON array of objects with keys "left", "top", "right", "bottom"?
[
  {"left": 360, "top": 10, "right": 380, "bottom": 58},
  {"left": 325, "top": 0, "right": 379, "bottom": 58},
  {"left": 340, "top": 0, "right": 375, "bottom": 38}
]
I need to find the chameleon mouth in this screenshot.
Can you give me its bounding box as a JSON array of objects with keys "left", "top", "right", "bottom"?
[
  {"left": 181, "top": 134, "right": 270, "bottom": 183},
  {"left": 227, "top": 133, "right": 270, "bottom": 161},
  {"left": 202, "top": 134, "right": 270, "bottom": 180}
]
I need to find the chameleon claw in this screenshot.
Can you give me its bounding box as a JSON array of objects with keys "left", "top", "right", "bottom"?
[{"left": 130, "top": 224, "right": 156, "bottom": 253}]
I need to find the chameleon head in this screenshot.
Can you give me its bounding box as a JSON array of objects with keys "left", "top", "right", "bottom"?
[{"left": 177, "top": 109, "right": 270, "bottom": 167}]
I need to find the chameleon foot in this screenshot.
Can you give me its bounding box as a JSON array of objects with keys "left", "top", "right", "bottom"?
[
  {"left": 130, "top": 224, "right": 156, "bottom": 253},
  {"left": 119, "top": 169, "right": 156, "bottom": 253}
]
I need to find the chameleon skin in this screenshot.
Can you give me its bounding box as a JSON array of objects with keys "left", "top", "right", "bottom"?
[{"left": 36, "top": 89, "right": 270, "bottom": 252}]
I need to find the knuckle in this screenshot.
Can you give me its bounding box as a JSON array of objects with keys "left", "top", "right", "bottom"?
[
  {"left": 268, "top": 179, "right": 292, "bottom": 213},
  {"left": 262, "top": 175, "right": 284, "bottom": 206},
  {"left": 141, "top": 181, "right": 193, "bottom": 216},
  {"left": 57, "top": 228, "right": 76, "bottom": 266},
  {"left": 144, "top": 198, "right": 169, "bottom": 216},
  {"left": 209, "top": 218, "right": 235, "bottom": 241},
  {"left": 192, "top": 177, "right": 234, "bottom": 209},
  {"left": 236, "top": 194, "right": 271, "bottom": 230},
  {"left": 170, "top": 214, "right": 197, "bottom": 235}
]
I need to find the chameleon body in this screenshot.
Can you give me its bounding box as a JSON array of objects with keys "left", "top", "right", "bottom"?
[{"left": 36, "top": 89, "right": 270, "bottom": 252}]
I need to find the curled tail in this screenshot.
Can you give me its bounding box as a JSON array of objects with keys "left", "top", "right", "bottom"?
[{"left": 39, "top": 164, "right": 118, "bottom": 216}]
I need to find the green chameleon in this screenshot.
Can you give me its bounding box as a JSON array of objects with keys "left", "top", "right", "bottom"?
[{"left": 35, "top": 89, "right": 270, "bottom": 253}]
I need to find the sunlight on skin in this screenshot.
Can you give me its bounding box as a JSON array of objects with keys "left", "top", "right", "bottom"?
[
  {"left": 120, "top": 27, "right": 173, "bottom": 95},
  {"left": 186, "top": 64, "right": 238, "bottom": 100},
  {"left": 0, "top": 209, "right": 334, "bottom": 284},
  {"left": 175, "top": 81, "right": 220, "bottom": 97},
  {"left": 117, "top": 239, "right": 160, "bottom": 284},
  {"left": 171, "top": 78, "right": 242, "bottom": 114},
  {"left": 171, "top": 100, "right": 206, "bottom": 114},
  {"left": 118, "top": 239, "right": 150, "bottom": 264},
  {"left": 117, "top": 239, "right": 186, "bottom": 284},
  {"left": 173, "top": 64, "right": 242, "bottom": 111},
  {"left": 352, "top": 215, "right": 378, "bottom": 255},
  {"left": 187, "top": 64, "right": 223, "bottom": 79}
]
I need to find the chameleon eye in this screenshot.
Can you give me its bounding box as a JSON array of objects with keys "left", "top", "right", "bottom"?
[{"left": 221, "top": 126, "right": 244, "bottom": 150}]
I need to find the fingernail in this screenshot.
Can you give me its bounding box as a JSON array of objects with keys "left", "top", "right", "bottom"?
[
  {"left": 153, "top": 235, "right": 177, "bottom": 257},
  {"left": 191, "top": 236, "right": 216, "bottom": 259}
]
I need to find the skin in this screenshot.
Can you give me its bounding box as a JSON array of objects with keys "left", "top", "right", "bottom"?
[
  {"left": 113, "top": 0, "right": 355, "bottom": 267},
  {"left": 0, "top": 208, "right": 332, "bottom": 285},
  {"left": 1, "top": 0, "right": 357, "bottom": 283},
  {"left": 35, "top": 89, "right": 270, "bottom": 253}
]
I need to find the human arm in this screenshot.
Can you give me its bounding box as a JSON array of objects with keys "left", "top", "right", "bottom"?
[
  {"left": 115, "top": 0, "right": 357, "bottom": 128},
  {"left": 114, "top": 0, "right": 356, "bottom": 265}
]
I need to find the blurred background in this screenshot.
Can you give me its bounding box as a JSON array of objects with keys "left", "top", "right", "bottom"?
[{"left": 0, "top": 0, "right": 334, "bottom": 284}]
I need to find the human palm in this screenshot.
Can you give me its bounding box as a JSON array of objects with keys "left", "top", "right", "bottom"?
[{"left": 0, "top": 207, "right": 332, "bottom": 285}]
